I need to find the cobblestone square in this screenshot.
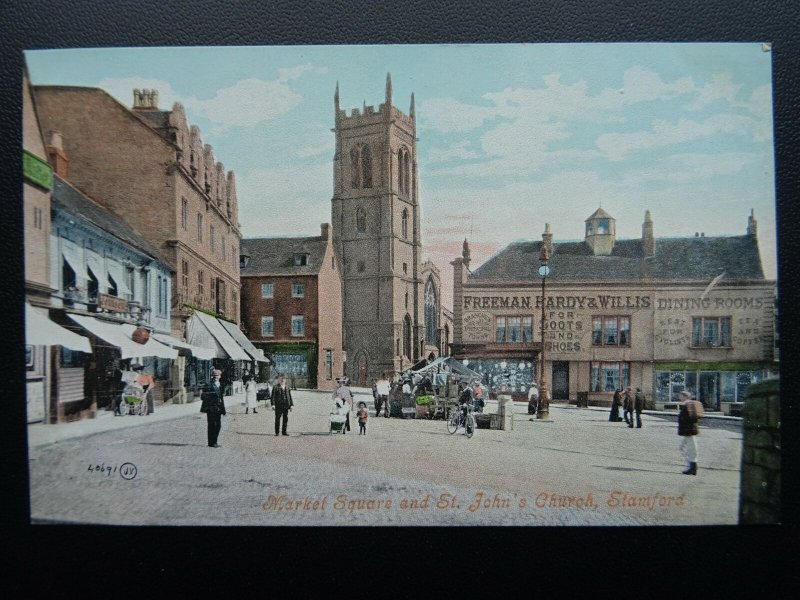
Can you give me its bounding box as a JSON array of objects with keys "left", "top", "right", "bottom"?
[{"left": 28, "top": 390, "right": 743, "bottom": 526}]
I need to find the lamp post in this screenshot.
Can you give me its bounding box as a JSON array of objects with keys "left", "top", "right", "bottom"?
[{"left": 537, "top": 242, "right": 551, "bottom": 419}]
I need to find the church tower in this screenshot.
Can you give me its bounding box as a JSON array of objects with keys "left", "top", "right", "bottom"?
[{"left": 331, "top": 74, "right": 423, "bottom": 385}]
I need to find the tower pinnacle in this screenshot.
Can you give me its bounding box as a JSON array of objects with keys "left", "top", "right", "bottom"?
[
  {"left": 385, "top": 72, "right": 392, "bottom": 106},
  {"left": 410, "top": 92, "right": 415, "bottom": 119}
]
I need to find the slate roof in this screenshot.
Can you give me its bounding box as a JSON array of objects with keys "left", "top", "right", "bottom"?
[
  {"left": 135, "top": 110, "right": 171, "bottom": 134},
  {"left": 586, "top": 207, "right": 614, "bottom": 221},
  {"left": 52, "top": 175, "right": 172, "bottom": 269},
  {"left": 240, "top": 236, "right": 328, "bottom": 276},
  {"left": 469, "top": 236, "right": 765, "bottom": 282}
]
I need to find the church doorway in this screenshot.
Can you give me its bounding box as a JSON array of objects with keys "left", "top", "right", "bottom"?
[{"left": 355, "top": 352, "right": 368, "bottom": 387}]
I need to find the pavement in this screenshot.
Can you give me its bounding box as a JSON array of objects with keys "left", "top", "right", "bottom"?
[{"left": 27, "top": 388, "right": 743, "bottom": 526}]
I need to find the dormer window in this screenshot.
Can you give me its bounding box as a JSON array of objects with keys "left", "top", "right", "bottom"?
[{"left": 294, "top": 253, "right": 309, "bottom": 266}]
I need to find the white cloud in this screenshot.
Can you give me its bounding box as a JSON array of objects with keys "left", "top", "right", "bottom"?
[
  {"left": 685, "top": 72, "right": 743, "bottom": 111},
  {"left": 296, "top": 136, "right": 335, "bottom": 158},
  {"left": 185, "top": 78, "right": 303, "bottom": 129},
  {"left": 595, "top": 114, "right": 758, "bottom": 161},
  {"left": 237, "top": 162, "right": 332, "bottom": 238},
  {"left": 426, "top": 140, "right": 481, "bottom": 163}
]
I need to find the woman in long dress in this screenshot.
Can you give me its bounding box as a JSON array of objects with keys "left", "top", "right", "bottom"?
[{"left": 244, "top": 375, "right": 258, "bottom": 414}]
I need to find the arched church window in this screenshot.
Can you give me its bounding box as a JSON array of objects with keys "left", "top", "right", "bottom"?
[
  {"left": 356, "top": 206, "right": 366, "bottom": 233},
  {"left": 350, "top": 146, "right": 361, "bottom": 189},
  {"left": 425, "top": 277, "right": 438, "bottom": 345},
  {"left": 398, "top": 149, "right": 405, "bottom": 194},
  {"left": 403, "top": 151, "right": 411, "bottom": 196},
  {"left": 401, "top": 209, "right": 409, "bottom": 239},
  {"left": 361, "top": 145, "right": 372, "bottom": 188}
]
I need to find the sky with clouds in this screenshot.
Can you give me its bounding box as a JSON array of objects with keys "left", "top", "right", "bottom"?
[{"left": 26, "top": 43, "right": 775, "bottom": 309}]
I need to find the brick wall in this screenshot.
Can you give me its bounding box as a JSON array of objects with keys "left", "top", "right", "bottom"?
[
  {"left": 241, "top": 275, "right": 319, "bottom": 345},
  {"left": 739, "top": 377, "right": 780, "bottom": 523}
]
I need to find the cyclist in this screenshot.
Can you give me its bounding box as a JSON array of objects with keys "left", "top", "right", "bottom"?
[{"left": 457, "top": 381, "right": 474, "bottom": 420}]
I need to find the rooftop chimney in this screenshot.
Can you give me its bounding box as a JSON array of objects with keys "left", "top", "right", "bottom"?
[
  {"left": 132, "top": 88, "right": 159, "bottom": 110},
  {"left": 642, "top": 210, "right": 655, "bottom": 256},
  {"left": 321, "top": 223, "right": 331, "bottom": 240},
  {"left": 542, "top": 222, "right": 553, "bottom": 255},
  {"left": 46, "top": 130, "right": 68, "bottom": 178},
  {"left": 462, "top": 238, "right": 471, "bottom": 268},
  {"left": 747, "top": 209, "right": 758, "bottom": 237}
]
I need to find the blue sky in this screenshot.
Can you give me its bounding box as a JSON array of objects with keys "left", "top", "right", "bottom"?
[{"left": 26, "top": 43, "right": 775, "bottom": 307}]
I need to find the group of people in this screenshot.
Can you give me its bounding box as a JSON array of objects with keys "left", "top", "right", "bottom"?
[
  {"left": 332, "top": 376, "right": 368, "bottom": 434},
  {"left": 200, "top": 369, "right": 295, "bottom": 447},
  {"left": 609, "top": 386, "right": 646, "bottom": 428}
]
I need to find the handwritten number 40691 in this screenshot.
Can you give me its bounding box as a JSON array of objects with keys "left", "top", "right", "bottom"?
[{"left": 88, "top": 462, "right": 137, "bottom": 480}]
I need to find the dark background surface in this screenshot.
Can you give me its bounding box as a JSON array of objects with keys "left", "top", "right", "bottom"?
[{"left": 2, "top": 0, "right": 798, "bottom": 592}]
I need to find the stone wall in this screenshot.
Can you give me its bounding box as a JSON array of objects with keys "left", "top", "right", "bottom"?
[{"left": 739, "top": 377, "right": 780, "bottom": 524}]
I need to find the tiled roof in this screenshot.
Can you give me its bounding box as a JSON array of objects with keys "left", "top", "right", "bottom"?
[
  {"left": 585, "top": 207, "right": 614, "bottom": 221},
  {"left": 470, "top": 236, "right": 765, "bottom": 282},
  {"left": 52, "top": 175, "right": 172, "bottom": 269},
  {"left": 240, "top": 236, "right": 328, "bottom": 276}
]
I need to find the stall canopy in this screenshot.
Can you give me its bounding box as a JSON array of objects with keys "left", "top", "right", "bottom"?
[
  {"left": 25, "top": 303, "right": 92, "bottom": 353},
  {"left": 152, "top": 333, "right": 217, "bottom": 360},
  {"left": 68, "top": 314, "right": 177, "bottom": 360},
  {"left": 186, "top": 311, "right": 250, "bottom": 361},
  {"left": 217, "top": 318, "right": 270, "bottom": 363},
  {"left": 409, "top": 356, "right": 482, "bottom": 380}
]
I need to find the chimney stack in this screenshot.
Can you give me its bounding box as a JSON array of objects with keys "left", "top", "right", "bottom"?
[
  {"left": 321, "top": 223, "right": 331, "bottom": 240},
  {"left": 747, "top": 209, "right": 758, "bottom": 237},
  {"left": 133, "top": 88, "right": 159, "bottom": 110},
  {"left": 46, "top": 130, "right": 69, "bottom": 178},
  {"left": 642, "top": 210, "right": 655, "bottom": 256},
  {"left": 542, "top": 222, "right": 553, "bottom": 255}
]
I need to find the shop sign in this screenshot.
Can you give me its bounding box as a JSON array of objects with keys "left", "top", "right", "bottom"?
[
  {"left": 23, "top": 150, "right": 53, "bottom": 190},
  {"left": 463, "top": 294, "right": 652, "bottom": 311},
  {"left": 98, "top": 293, "right": 129, "bottom": 313}
]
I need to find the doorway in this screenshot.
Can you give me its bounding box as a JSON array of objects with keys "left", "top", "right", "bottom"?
[
  {"left": 552, "top": 361, "right": 570, "bottom": 400},
  {"left": 356, "top": 352, "right": 368, "bottom": 387},
  {"left": 698, "top": 371, "right": 720, "bottom": 411}
]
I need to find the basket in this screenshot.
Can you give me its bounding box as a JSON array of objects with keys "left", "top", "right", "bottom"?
[
  {"left": 330, "top": 419, "right": 345, "bottom": 432},
  {"left": 415, "top": 394, "right": 434, "bottom": 406}
]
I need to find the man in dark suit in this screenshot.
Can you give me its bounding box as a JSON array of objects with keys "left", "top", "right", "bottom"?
[
  {"left": 200, "top": 368, "right": 226, "bottom": 447},
  {"left": 271, "top": 374, "right": 293, "bottom": 436}
]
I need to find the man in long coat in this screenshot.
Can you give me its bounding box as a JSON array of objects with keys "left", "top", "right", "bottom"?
[
  {"left": 271, "top": 374, "right": 294, "bottom": 436},
  {"left": 200, "top": 369, "right": 226, "bottom": 447}
]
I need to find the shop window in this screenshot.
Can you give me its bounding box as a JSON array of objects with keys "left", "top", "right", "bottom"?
[
  {"left": 60, "top": 346, "right": 86, "bottom": 368},
  {"left": 261, "top": 283, "right": 273, "bottom": 299},
  {"left": 590, "top": 361, "right": 629, "bottom": 392},
  {"left": 592, "top": 316, "right": 631, "bottom": 347},
  {"left": 495, "top": 315, "right": 534, "bottom": 343},
  {"left": 291, "top": 315, "right": 305, "bottom": 337},
  {"left": 691, "top": 317, "right": 731, "bottom": 347},
  {"left": 261, "top": 316, "right": 274, "bottom": 337},
  {"left": 292, "top": 283, "right": 305, "bottom": 298}
]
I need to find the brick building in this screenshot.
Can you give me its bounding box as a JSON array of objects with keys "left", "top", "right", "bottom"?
[
  {"left": 32, "top": 86, "right": 242, "bottom": 340},
  {"left": 331, "top": 75, "right": 425, "bottom": 385},
  {"left": 451, "top": 208, "right": 777, "bottom": 413},
  {"left": 239, "top": 224, "right": 343, "bottom": 391}
]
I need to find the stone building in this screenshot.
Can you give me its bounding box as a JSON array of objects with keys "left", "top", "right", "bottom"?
[
  {"left": 32, "top": 86, "right": 242, "bottom": 339},
  {"left": 451, "top": 208, "right": 777, "bottom": 413},
  {"left": 331, "top": 74, "right": 425, "bottom": 385},
  {"left": 239, "top": 224, "right": 343, "bottom": 391}
]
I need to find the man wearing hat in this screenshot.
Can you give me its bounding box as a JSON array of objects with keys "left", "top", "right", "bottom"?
[
  {"left": 271, "top": 374, "right": 294, "bottom": 436},
  {"left": 677, "top": 390, "right": 705, "bottom": 475},
  {"left": 200, "top": 369, "right": 226, "bottom": 448}
]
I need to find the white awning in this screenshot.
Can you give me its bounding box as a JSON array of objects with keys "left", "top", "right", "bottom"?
[
  {"left": 217, "top": 318, "right": 270, "bottom": 363},
  {"left": 61, "top": 238, "right": 89, "bottom": 281},
  {"left": 85, "top": 250, "right": 107, "bottom": 293},
  {"left": 152, "top": 333, "right": 217, "bottom": 360},
  {"left": 25, "top": 304, "right": 92, "bottom": 353},
  {"left": 68, "top": 314, "right": 177, "bottom": 360},
  {"left": 106, "top": 261, "right": 131, "bottom": 296},
  {"left": 189, "top": 312, "right": 250, "bottom": 360}
]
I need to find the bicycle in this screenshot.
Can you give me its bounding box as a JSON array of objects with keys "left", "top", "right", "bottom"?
[{"left": 447, "top": 402, "right": 476, "bottom": 438}]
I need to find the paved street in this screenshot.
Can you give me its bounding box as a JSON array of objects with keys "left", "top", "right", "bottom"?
[{"left": 28, "top": 390, "right": 743, "bottom": 526}]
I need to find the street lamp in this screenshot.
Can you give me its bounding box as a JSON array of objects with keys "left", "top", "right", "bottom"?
[{"left": 537, "top": 241, "right": 551, "bottom": 419}]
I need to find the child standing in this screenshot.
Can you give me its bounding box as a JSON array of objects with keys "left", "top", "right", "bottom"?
[{"left": 357, "top": 401, "right": 368, "bottom": 435}]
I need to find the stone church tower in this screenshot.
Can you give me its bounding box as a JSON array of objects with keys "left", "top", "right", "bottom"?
[{"left": 331, "top": 74, "right": 423, "bottom": 385}]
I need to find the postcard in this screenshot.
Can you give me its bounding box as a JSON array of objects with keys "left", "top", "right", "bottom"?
[{"left": 23, "top": 43, "right": 778, "bottom": 526}]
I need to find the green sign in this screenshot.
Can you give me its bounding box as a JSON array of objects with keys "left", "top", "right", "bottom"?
[{"left": 23, "top": 150, "right": 53, "bottom": 190}]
